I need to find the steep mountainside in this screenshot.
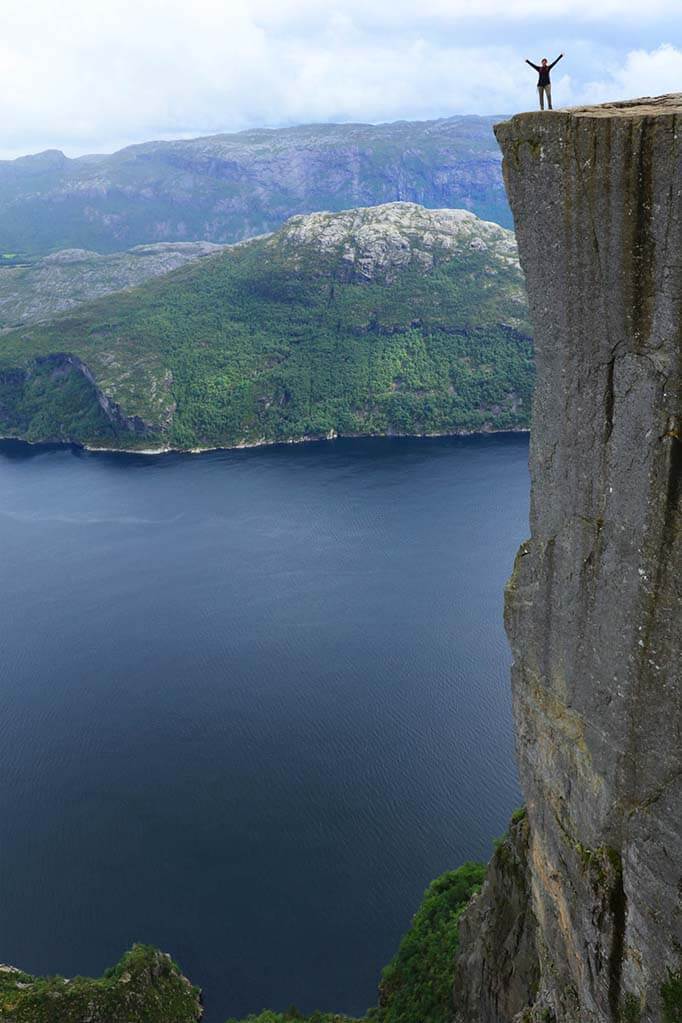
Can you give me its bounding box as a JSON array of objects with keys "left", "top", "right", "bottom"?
[
  {"left": 0, "top": 202, "right": 532, "bottom": 450},
  {"left": 0, "top": 241, "right": 229, "bottom": 329},
  {"left": 454, "top": 96, "right": 682, "bottom": 1022},
  {"left": 0, "top": 117, "right": 509, "bottom": 254}
]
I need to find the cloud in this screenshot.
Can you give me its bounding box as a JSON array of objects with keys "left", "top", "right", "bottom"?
[
  {"left": 578, "top": 43, "right": 682, "bottom": 103},
  {"left": 0, "top": 0, "right": 680, "bottom": 158}
]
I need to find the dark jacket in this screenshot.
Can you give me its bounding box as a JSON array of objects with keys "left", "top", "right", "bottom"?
[{"left": 527, "top": 55, "right": 563, "bottom": 86}]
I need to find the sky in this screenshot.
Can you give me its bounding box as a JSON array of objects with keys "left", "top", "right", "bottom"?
[{"left": 1, "top": 0, "right": 681, "bottom": 159}]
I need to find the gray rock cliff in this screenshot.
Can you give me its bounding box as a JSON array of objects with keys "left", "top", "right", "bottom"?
[
  {"left": 455, "top": 96, "right": 682, "bottom": 1022},
  {"left": 453, "top": 814, "right": 540, "bottom": 1022}
]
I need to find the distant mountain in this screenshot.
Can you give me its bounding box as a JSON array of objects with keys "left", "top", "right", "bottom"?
[
  {"left": 0, "top": 241, "right": 232, "bottom": 330},
  {"left": 0, "top": 202, "right": 532, "bottom": 451},
  {"left": 0, "top": 117, "right": 509, "bottom": 255}
]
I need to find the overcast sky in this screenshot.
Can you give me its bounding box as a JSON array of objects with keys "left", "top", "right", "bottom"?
[{"left": 2, "top": 0, "right": 681, "bottom": 159}]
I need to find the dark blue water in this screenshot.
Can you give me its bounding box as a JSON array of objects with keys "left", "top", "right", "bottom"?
[{"left": 0, "top": 434, "right": 528, "bottom": 1022}]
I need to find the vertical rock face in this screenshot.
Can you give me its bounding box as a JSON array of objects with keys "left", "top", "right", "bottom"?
[
  {"left": 453, "top": 814, "right": 540, "bottom": 1022},
  {"left": 458, "top": 97, "right": 682, "bottom": 1023}
]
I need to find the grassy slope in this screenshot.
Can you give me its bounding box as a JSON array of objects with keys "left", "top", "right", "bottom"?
[{"left": 0, "top": 214, "right": 532, "bottom": 449}]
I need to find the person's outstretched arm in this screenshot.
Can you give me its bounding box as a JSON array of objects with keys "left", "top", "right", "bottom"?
[
  {"left": 549, "top": 53, "right": 564, "bottom": 69},
  {"left": 526, "top": 59, "right": 541, "bottom": 71}
]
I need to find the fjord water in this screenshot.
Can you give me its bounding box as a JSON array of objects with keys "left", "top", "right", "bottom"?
[{"left": 0, "top": 435, "right": 527, "bottom": 1022}]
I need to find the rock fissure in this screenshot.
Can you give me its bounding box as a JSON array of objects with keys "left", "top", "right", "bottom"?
[{"left": 607, "top": 852, "right": 627, "bottom": 1023}]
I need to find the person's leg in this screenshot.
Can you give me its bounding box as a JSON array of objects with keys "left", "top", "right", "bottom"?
[
  {"left": 538, "top": 85, "right": 545, "bottom": 110},
  {"left": 546, "top": 84, "right": 553, "bottom": 110}
]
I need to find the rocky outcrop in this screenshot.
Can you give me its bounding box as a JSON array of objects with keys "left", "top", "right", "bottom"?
[
  {"left": 0, "top": 353, "right": 171, "bottom": 445},
  {"left": 454, "top": 96, "right": 682, "bottom": 1022},
  {"left": 274, "top": 203, "right": 518, "bottom": 282},
  {"left": 37, "top": 354, "right": 167, "bottom": 434}
]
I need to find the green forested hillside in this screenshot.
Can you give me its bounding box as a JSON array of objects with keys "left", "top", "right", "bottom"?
[{"left": 0, "top": 203, "right": 532, "bottom": 450}]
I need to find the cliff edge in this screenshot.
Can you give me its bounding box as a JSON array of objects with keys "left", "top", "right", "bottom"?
[{"left": 455, "top": 96, "right": 682, "bottom": 1022}]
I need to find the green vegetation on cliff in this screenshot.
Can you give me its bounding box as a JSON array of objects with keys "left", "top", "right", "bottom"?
[
  {"left": 223, "top": 862, "right": 486, "bottom": 1023},
  {"left": 0, "top": 945, "right": 202, "bottom": 1023},
  {"left": 0, "top": 858, "right": 489, "bottom": 1023},
  {"left": 374, "top": 863, "right": 486, "bottom": 1023},
  {"left": 226, "top": 1011, "right": 358, "bottom": 1023},
  {"left": 662, "top": 970, "right": 682, "bottom": 1023},
  {"left": 0, "top": 203, "right": 532, "bottom": 450}
]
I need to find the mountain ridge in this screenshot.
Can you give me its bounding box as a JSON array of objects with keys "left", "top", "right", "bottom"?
[{"left": 0, "top": 116, "right": 510, "bottom": 255}]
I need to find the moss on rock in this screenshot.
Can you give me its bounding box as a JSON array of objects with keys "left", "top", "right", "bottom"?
[{"left": 662, "top": 969, "right": 682, "bottom": 1023}]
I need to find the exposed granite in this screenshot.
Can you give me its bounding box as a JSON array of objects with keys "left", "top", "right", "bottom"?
[
  {"left": 271, "top": 202, "right": 519, "bottom": 282},
  {"left": 454, "top": 96, "right": 682, "bottom": 1021},
  {"left": 453, "top": 814, "right": 539, "bottom": 1023}
]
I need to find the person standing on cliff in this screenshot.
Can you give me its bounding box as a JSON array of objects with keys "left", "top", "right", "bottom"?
[{"left": 525, "top": 54, "right": 563, "bottom": 110}]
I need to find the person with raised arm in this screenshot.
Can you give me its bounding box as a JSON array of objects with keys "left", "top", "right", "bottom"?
[{"left": 526, "top": 54, "right": 564, "bottom": 110}]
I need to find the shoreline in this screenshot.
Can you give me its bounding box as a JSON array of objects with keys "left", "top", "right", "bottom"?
[{"left": 0, "top": 426, "right": 530, "bottom": 458}]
